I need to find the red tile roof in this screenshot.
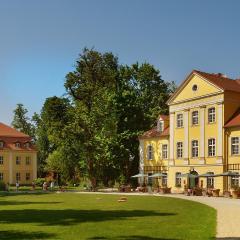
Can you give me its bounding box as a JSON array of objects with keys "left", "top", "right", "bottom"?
[
  {"left": 224, "top": 108, "right": 240, "bottom": 128},
  {"left": 158, "top": 114, "right": 169, "bottom": 121},
  {"left": 0, "top": 123, "right": 36, "bottom": 151},
  {"left": 139, "top": 127, "right": 169, "bottom": 139},
  {"left": 0, "top": 122, "right": 29, "bottom": 137},
  {"left": 194, "top": 70, "right": 240, "bottom": 93}
]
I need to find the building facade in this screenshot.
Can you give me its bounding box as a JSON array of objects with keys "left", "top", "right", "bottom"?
[
  {"left": 0, "top": 123, "right": 37, "bottom": 185},
  {"left": 139, "top": 70, "right": 240, "bottom": 193}
]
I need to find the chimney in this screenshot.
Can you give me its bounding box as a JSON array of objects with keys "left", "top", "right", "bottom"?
[{"left": 216, "top": 73, "right": 227, "bottom": 78}]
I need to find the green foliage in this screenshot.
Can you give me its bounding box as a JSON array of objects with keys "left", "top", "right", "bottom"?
[
  {"left": 33, "top": 178, "right": 45, "bottom": 187},
  {"left": 11, "top": 103, "right": 35, "bottom": 138},
  {"left": 14, "top": 48, "right": 175, "bottom": 186},
  {"left": 0, "top": 181, "right": 6, "bottom": 191}
]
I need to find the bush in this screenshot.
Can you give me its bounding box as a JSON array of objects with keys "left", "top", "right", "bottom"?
[
  {"left": 0, "top": 181, "right": 6, "bottom": 191},
  {"left": 33, "top": 178, "right": 45, "bottom": 187}
]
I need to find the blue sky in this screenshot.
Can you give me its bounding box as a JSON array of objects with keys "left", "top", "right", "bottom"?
[{"left": 1, "top": 0, "right": 240, "bottom": 124}]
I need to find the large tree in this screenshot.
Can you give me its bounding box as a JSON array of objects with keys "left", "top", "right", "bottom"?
[
  {"left": 64, "top": 48, "right": 119, "bottom": 189},
  {"left": 12, "top": 103, "right": 34, "bottom": 138}
]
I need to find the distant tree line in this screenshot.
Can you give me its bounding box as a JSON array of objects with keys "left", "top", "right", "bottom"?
[{"left": 11, "top": 48, "right": 176, "bottom": 188}]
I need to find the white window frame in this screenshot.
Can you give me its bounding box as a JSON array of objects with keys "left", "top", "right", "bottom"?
[
  {"left": 162, "top": 174, "right": 168, "bottom": 186},
  {"left": 176, "top": 142, "right": 183, "bottom": 159},
  {"left": 231, "top": 175, "right": 239, "bottom": 188},
  {"left": 26, "top": 156, "right": 31, "bottom": 165},
  {"left": 0, "top": 156, "right": 3, "bottom": 165},
  {"left": 175, "top": 172, "right": 182, "bottom": 187},
  {"left": 26, "top": 172, "right": 30, "bottom": 181},
  {"left": 15, "top": 142, "right": 21, "bottom": 148},
  {"left": 207, "top": 172, "right": 214, "bottom": 188},
  {"left": 231, "top": 137, "right": 239, "bottom": 155},
  {"left": 147, "top": 145, "right": 154, "bottom": 160},
  {"left": 16, "top": 172, "right": 21, "bottom": 181},
  {"left": 162, "top": 144, "right": 168, "bottom": 159},
  {"left": 192, "top": 111, "right": 199, "bottom": 125},
  {"left": 192, "top": 140, "right": 199, "bottom": 158},
  {"left": 208, "top": 138, "right": 216, "bottom": 157},
  {"left": 176, "top": 114, "right": 183, "bottom": 128},
  {"left": 208, "top": 107, "right": 216, "bottom": 123},
  {"left": 16, "top": 156, "right": 21, "bottom": 165}
]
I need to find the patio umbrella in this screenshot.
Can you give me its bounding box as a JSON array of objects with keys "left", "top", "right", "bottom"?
[
  {"left": 215, "top": 171, "right": 239, "bottom": 177},
  {"left": 198, "top": 172, "right": 217, "bottom": 177},
  {"left": 179, "top": 173, "right": 198, "bottom": 178},
  {"left": 148, "top": 173, "right": 167, "bottom": 178},
  {"left": 131, "top": 173, "right": 148, "bottom": 178}
]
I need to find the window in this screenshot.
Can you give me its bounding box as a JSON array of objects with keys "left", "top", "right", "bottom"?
[
  {"left": 231, "top": 137, "right": 239, "bottom": 155},
  {"left": 26, "top": 173, "right": 30, "bottom": 181},
  {"left": 26, "top": 157, "right": 31, "bottom": 165},
  {"left": 192, "top": 111, "right": 199, "bottom": 125},
  {"left": 207, "top": 172, "right": 214, "bottom": 188},
  {"left": 0, "top": 156, "right": 3, "bottom": 165},
  {"left": 231, "top": 175, "right": 239, "bottom": 188},
  {"left": 147, "top": 145, "right": 153, "bottom": 160},
  {"left": 192, "top": 84, "right": 198, "bottom": 91},
  {"left": 162, "top": 144, "right": 168, "bottom": 159},
  {"left": 176, "top": 114, "right": 183, "bottom": 128},
  {"left": 16, "top": 156, "right": 21, "bottom": 165},
  {"left": 192, "top": 140, "right": 199, "bottom": 157},
  {"left": 162, "top": 174, "right": 168, "bottom": 186},
  {"left": 177, "top": 142, "right": 183, "bottom": 158},
  {"left": 0, "top": 173, "right": 3, "bottom": 181},
  {"left": 148, "top": 173, "right": 153, "bottom": 186},
  {"left": 208, "top": 138, "right": 216, "bottom": 156},
  {"left": 25, "top": 142, "right": 30, "bottom": 148},
  {"left": 157, "top": 120, "right": 164, "bottom": 132},
  {"left": 175, "top": 172, "right": 182, "bottom": 187},
  {"left": 208, "top": 108, "right": 216, "bottom": 123},
  {"left": 15, "top": 142, "right": 21, "bottom": 148},
  {"left": 0, "top": 141, "right": 4, "bottom": 148},
  {"left": 16, "top": 172, "right": 21, "bottom": 181}
]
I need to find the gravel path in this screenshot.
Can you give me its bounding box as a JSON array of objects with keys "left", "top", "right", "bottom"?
[{"left": 76, "top": 191, "right": 240, "bottom": 239}]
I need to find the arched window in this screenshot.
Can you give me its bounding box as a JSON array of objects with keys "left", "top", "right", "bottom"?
[{"left": 147, "top": 145, "right": 153, "bottom": 160}]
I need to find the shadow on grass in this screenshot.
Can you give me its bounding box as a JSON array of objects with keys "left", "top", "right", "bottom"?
[
  {"left": 0, "top": 200, "right": 62, "bottom": 206},
  {"left": 0, "top": 230, "right": 55, "bottom": 240},
  {"left": 0, "top": 209, "right": 176, "bottom": 226},
  {"left": 88, "top": 236, "right": 180, "bottom": 240}
]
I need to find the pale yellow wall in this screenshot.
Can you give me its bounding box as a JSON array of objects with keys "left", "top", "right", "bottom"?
[
  {"left": 227, "top": 127, "right": 240, "bottom": 165},
  {"left": 172, "top": 74, "right": 222, "bottom": 104},
  {"left": 143, "top": 137, "right": 169, "bottom": 166},
  {"left": 168, "top": 166, "right": 224, "bottom": 193},
  {"left": 0, "top": 150, "right": 37, "bottom": 184}
]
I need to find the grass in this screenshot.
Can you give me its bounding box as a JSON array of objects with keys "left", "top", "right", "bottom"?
[{"left": 0, "top": 192, "right": 216, "bottom": 240}]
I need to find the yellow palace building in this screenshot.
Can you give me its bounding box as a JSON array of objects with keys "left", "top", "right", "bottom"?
[
  {"left": 139, "top": 70, "right": 240, "bottom": 193},
  {"left": 0, "top": 122, "right": 37, "bottom": 185}
]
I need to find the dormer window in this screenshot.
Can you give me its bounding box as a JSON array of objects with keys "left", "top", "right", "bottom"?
[
  {"left": 0, "top": 141, "right": 4, "bottom": 148},
  {"left": 157, "top": 120, "right": 164, "bottom": 132},
  {"left": 15, "top": 142, "right": 21, "bottom": 148},
  {"left": 25, "top": 142, "right": 30, "bottom": 148}
]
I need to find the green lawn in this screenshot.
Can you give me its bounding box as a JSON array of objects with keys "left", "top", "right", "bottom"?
[{"left": 0, "top": 193, "right": 216, "bottom": 240}]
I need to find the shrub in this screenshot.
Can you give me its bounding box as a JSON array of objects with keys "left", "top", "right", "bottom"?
[
  {"left": 33, "top": 178, "right": 45, "bottom": 187},
  {"left": 0, "top": 181, "right": 6, "bottom": 191}
]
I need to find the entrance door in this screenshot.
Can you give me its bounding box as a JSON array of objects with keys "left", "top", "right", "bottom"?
[{"left": 189, "top": 170, "right": 199, "bottom": 189}]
